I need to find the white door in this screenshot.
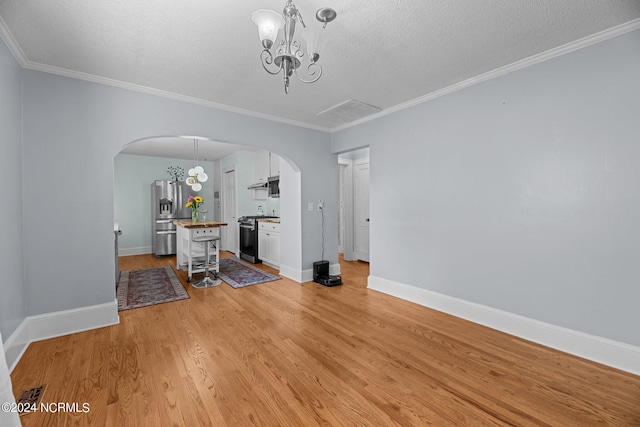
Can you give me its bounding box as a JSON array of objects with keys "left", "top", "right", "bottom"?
[
  {"left": 222, "top": 168, "right": 238, "bottom": 254},
  {"left": 354, "top": 159, "right": 370, "bottom": 262}
]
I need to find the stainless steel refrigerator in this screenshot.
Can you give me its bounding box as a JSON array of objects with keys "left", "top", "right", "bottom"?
[{"left": 151, "top": 180, "right": 196, "bottom": 256}]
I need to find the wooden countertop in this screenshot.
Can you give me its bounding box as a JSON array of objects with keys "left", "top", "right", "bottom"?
[
  {"left": 256, "top": 218, "right": 280, "bottom": 223},
  {"left": 173, "top": 220, "right": 228, "bottom": 228}
]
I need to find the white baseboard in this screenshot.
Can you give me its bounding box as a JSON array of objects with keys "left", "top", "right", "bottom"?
[
  {"left": 301, "top": 268, "right": 314, "bottom": 283},
  {"left": 368, "top": 276, "right": 640, "bottom": 376},
  {"left": 279, "top": 263, "right": 341, "bottom": 283},
  {"left": 119, "top": 246, "right": 152, "bottom": 256},
  {"left": 279, "top": 264, "right": 303, "bottom": 283},
  {"left": 4, "top": 300, "right": 120, "bottom": 373},
  {"left": 2, "top": 321, "right": 29, "bottom": 375},
  {"left": 330, "top": 263, "right": 341, "bottom": 276}
]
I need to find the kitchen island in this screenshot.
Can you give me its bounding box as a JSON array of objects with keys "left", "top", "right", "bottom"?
[{"left": 173, "top": 220, "right": 227, "bottom": 282}]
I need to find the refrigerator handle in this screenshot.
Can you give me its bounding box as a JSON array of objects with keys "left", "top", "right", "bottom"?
[{"left": 175, "top": 183, "right": 182, "bottom": 216}]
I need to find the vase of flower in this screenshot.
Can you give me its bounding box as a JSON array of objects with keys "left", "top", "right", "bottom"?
[{"left": 186, "top": 195, "right": 203, "bottom": 223}]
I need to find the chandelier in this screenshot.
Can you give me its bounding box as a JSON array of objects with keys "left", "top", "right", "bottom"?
[{"left": 251, "top": 1, "right": 337, "bottom": 94}]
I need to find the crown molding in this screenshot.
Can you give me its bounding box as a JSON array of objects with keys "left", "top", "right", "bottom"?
[
  {"left": 22, "top": 62, "right": 331, "bottom": 132},
  {"left": 0, "top": 10, "right": 329, "bottom": 132},
  {"left": 330, "top": 18, "right": 640, "bottom": 133},
  {"left": 0, "top": 14, "right": 27, "bottom": 66},
  {"left": 2, "top": 13, "right": 639, "bottom": 134}
]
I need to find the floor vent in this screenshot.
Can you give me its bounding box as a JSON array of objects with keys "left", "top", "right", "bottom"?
[{"left": 16, "top": 384, "right": 47, "bottom": 415}]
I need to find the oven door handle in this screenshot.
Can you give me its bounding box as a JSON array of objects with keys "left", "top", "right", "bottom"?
[{"left": 239, "top": 224, "right": 254, "bottom": 230}]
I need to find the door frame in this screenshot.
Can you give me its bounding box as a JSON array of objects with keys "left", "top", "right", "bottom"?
[
  {"left": 221, "top": 166, "right": 238, "bottom": 255},
  {"left": 354, "top": 158, "right": 370, "bottom": 262},
  {"left": 338, "top": 148, "right": 370, "bottom": 263},
  {"left": 338, "top": 159, "right": 356, "bottom": 261}
]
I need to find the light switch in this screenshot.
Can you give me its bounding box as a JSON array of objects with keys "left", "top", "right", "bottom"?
[{"left": 308, "top": 202, "right": 314, "bottom": 211}]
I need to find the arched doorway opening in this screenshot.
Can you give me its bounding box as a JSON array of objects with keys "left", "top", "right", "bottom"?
[{"left": 113, "top": 135, "right": 302, "bottom": 281}]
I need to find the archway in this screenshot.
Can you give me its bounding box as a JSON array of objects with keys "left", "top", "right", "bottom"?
[{"left": 113, "top": 135, "right": 302, "bottom": 281}]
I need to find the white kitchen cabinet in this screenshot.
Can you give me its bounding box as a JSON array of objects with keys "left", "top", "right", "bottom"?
[
  {"left": 254, "top": 150, "right": 280, "bottom": 180},
  {"left": 258, "top": 221, "right": 280, "bottom": 267},
  {"left": 269, "top": 152, "right": 280, "bottom": 177},
  {"left": 252, "top": 150, "right": 280, "bottom": 200},
  {"left": 253, "top": 150, "right": 269, "bottom": 183},
  {"left": 252, "top": 150, "right": 270, "bottom": 200}
]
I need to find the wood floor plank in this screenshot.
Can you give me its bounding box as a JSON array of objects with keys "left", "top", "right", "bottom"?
[{"left": 11, "top": 252, "right": 640, "bottom": 426}]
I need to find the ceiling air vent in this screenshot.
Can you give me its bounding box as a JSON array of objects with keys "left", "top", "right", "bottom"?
[{"left": 316, "top": 99, "right": 382, "bottom": 124}]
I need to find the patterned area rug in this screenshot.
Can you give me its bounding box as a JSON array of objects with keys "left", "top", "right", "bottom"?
[
  {"left": 218, "top": 257, "right": 281, "bottom": 288},
  {"left": 117, "top": 266, "right": 189, "bottom": 311}
]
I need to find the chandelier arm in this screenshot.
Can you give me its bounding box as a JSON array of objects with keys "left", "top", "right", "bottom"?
[
  {"left": 293, "top": 61, "right": 322, "bottom": 84},
  {"left": 259, "top": 49, "right": 282, "bottom": 75}
]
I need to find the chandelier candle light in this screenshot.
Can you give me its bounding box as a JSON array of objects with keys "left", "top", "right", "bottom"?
[
  {"left": 251, "top": 0, "right": 336, "bottom": 94},
  {"left": 186, "top": 139, "right": 208, "bottom": 192}
]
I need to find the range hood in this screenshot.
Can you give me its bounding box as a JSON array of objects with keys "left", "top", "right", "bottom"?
[{"left": 247, "top": 181, "right": 268, "bottom": 190}]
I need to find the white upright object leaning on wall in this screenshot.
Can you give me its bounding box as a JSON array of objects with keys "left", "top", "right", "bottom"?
[{"left": 0, "top": 332, "right": 21, "bottom": 427}]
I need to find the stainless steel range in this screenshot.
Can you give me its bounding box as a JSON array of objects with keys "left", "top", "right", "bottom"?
[{"left": 238, "top": 216, "right": 278, "bottom": 263}]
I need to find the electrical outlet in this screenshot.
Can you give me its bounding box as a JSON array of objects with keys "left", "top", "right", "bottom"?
[
  {"left": 308, "top": 202, "right": 314, "bottom": 211},
  {"left": 318, "top": 200, "right": 324, "bottom": 210}
]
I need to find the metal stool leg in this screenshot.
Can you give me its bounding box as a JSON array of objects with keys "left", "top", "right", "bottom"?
[{"left": 192, "top": 241, "right": 221, "bottom": 288}]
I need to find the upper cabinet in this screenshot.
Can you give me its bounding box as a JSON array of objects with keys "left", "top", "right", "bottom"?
[
  {"left": 253, "top": 150, "right": 280, "bottom": 182},
  {"left": 253, "top": 150, "right": 270, "bottom": 183},
  {"left": 252, "top": 150, "right": 280, "bottom": 200},
  {"left": 270, "top": 152, "right": 280, "bottom": 177}
]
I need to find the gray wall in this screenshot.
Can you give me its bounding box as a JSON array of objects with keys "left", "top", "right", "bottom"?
[
  {"left": 0, "top": 38, "right": 26, "bottom": 340},
  {"left": 114, "top": 154, "right": 215, "bottom": 252},
  {"left": 21, "top": 68, "right": 337, "bottom": 318},
  {"left": 332, "top": 30, "right": 640, "bottom": 347},
  {"left": 6, "top": 27, "right": 639, "bottom": 352}
]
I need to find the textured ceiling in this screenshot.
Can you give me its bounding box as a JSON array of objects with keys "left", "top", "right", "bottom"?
[{"left": 1, "top": 1, "right": 640, "bottom": 136}]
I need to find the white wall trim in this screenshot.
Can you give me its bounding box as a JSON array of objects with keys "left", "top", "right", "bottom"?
[
  {"left": 119, "top": 246, "right": 152, "bottom": 257},
  {"left": 0, "top": 15, "right": 27, "bottom": 66},
  {"left": 2, "top": 321, "right": 29, "bottom": 375},
  {"left": 0, "top": 6, "right": 325, "bottom": 130},
  {"left": 301, "top": 263, "right": 341, "bottom": 283},
  {"left": 330, "top": 18, "right": 640, "bottom": 133},
  {"left": 279, "top": 264, "right": 303, "bottom": 283},
  {"left": 23, "top": 63, "right": 327, "bottom": 132},
  {"left": 3, "top": 10, "right": 637, "bottom": 136},
  {"left": 301, "top": 268, "right": 314, "bottom": 283},
  {"left": 330, "top": 262, "right": 341, "bottom": 277},
  {"left": 368, "top": 276, "right": 640, "bottom": 376},
  {"left": 338, "top": 158, "right": 356, "bottom": 261},
  {"left": 280, "top": 263, "right": 341, "bottom": 283},
  {"left": 4, "top": 300, "right": 119, "bottom": 373}
]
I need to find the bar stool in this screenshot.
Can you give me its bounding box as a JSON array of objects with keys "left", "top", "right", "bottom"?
[{"left": 191, "top": 235, "right": 221, "bottom": 288}]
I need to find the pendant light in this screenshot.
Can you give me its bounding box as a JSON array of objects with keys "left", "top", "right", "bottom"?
[{"left": 186, "top": 139, "right": 208, "bottom": 192}]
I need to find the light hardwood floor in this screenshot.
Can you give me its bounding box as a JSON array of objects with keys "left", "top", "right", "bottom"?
[{"left": 11, "top": 252, "right": 640, "bottom": 426}]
